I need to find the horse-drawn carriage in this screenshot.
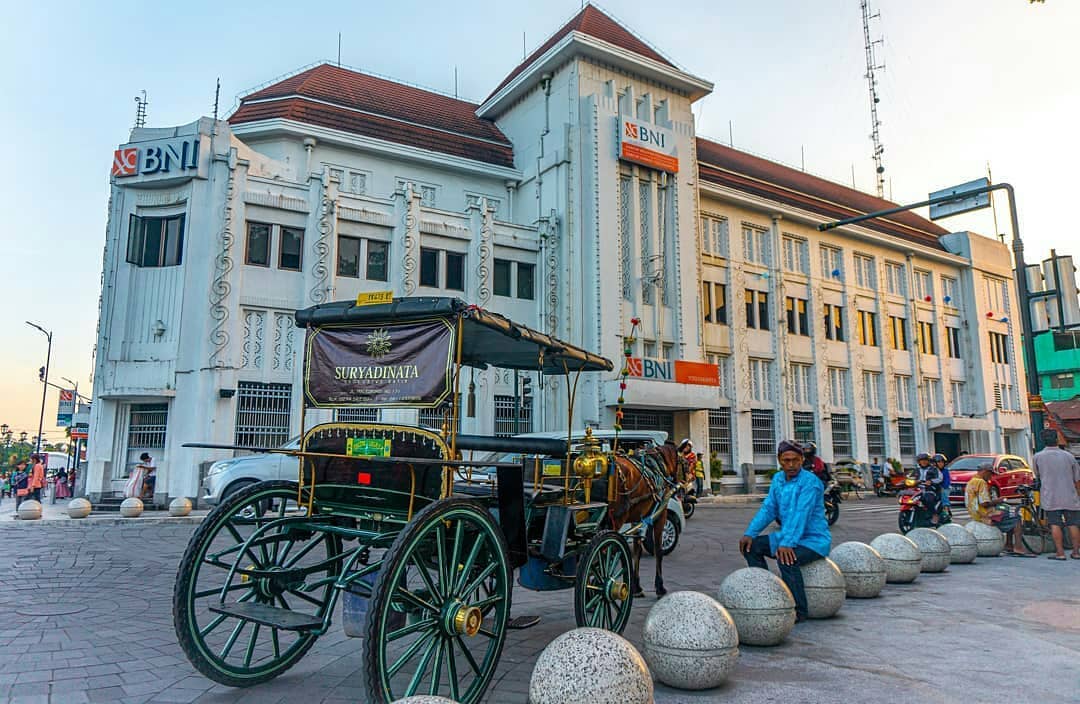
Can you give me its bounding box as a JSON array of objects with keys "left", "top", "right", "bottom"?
[{"left": 173, "top": 297, "right": 679, "bottom": 703}]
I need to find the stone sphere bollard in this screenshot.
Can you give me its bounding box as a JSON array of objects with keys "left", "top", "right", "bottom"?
[
  {"left": 964, "top": 521, "right": 1005, "bottom": 557},
  {"left": 642, "top": 591, "right": 739, "bottom": 690},
  {"left": 119, "top": 497, "right": 144, "bottom": 518},
  {"left": 869, "top": 534, "right": 921, "bottom": 584},
  {"left": 169, "top": 497, "right": 193, "bottom": 517},
  {"left": 529, "top": 628, "right": 653, "bottom": 704},
  {"left": 391, "top": 697, "right": 460, "bottom": 704},
  {"left": 716, "top": 567, "right": 796, "bottom": 646},
  {"left": 17, "top": 499, "right": 42, "bottom": 520},
  {"left": 906, "top": 528, "right": 951, "bottom": 573},
  {"left": 828, "top": 542, "right": 887, "bottom": 598},
  {"left": 937, "top": 523, "right": 978, "bottom": 564},
  {"left": 66, "top": 498, "right": 92, "bottom": 519},
  {"left": 799, "top": 558, "right": 846, "bottom": 618}
]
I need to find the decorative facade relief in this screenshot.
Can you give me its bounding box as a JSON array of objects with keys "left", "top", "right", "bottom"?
[
  {"left": 619, "top": 175, "right": 633, "bottom": 301},
  {"left": 243, "top": 191, "right": 309, "bottom": 213},
  {"left": 476, "top": 199, "right": 493, "bottom": 306},
  {"left": 272, "top": 312, "right": 295, "bottom": 372},
  {"left": 208, "top": 153, "right": 236, "bottom": 367},
  {"left": 639, "top": 180, "right": 653, "bottom": 304},
  {"left": 136, "top": 189, "right": 188, "bottom": 207},
  {"left": 241, "top": 308, "right": 266, "bottom": 370},
  {"left": 309, "top": 173, "right": 333, "bottom": 304},
  {"left": 541, "top": 211, "right": 560, "bottom": 336},
  {"left": 401, "top": 185, "right": 421, "bottom": 296}
]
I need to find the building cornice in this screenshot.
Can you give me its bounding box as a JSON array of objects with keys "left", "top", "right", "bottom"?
[
  {"left": 230, "top": 119, "right": 524, "bottom": 181},
  {"left": 477, "top": 31, "right": 713, "bottom": 119}
]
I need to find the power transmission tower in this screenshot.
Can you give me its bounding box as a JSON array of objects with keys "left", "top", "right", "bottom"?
[{"left": 860, "top": 1, "right": 886, "bottom": 198}]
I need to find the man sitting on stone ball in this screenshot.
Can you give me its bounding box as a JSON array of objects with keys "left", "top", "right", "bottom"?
[{"left": 739, "top": 439, "right": 832, "bottom": 623}]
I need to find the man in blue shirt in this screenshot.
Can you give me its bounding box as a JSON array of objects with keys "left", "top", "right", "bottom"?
[{"left": 739, "top": 440, "right": 832, "bottom": 622}]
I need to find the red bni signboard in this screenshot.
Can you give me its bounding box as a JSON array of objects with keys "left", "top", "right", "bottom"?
[
  {"left": 626, "top": 358, "right": 719, "bottom": 386},
  {"left": 619, "top": 118, "right": 679, "bottom": 174}
]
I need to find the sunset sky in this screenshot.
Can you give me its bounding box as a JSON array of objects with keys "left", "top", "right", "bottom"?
[{"left": 1, "top": 0, "right": 1074, "bottom": 441}]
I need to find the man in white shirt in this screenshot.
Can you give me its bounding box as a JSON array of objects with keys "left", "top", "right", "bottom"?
[{"left": 1033, "top": 429, "right": 1080, "bottom": 560}]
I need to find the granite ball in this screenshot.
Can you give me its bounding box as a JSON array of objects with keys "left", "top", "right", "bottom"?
[
  {"left": 869, "top": 533, "right": 921, "bottom": 584},
  {"left": 17, "top": 499, "right": 42, "bottom": 521},
  {"left": 169, "top": 497, "right": 193, "bottom": 517},
  {"left": 799, "top": 558, "right": 846, "bottom": 618},
  {"left": 937, "top": 523, "right": 978, "bottom": 564},
  {"left": 906, "top": 528, "right": 951, "bottom": 573},
  {"left": 642, "top": 591, "right": 739, "bottom": 690},
  {"left": 716, "top": 567, "right": 796, "bottom": 646},
  {"left": 964, "top": 521, "right": 1005, "bottom": 557},
  {"left": 529, "top": 628, "right": 653, "bottom": 704},
  {"left": 391, "top": 698, "right": 460, "bottom": 704},
  {"left": 828, "top": 542, "right": 887, "bottom": 598},
  {"left": 119, "top": 497, "right": 144, "bottom": 518},
  {"left": 66, "top": 498, "right": 92, "bottom": 519}
]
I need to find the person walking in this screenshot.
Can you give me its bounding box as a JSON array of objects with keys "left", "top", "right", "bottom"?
[
  {"left": 29, "top": 454, "right": 45, "bottom": 502},
  {"left": 739, "top": 439, "right": 832, "bottom": 623},
  {"left": 1032, "top": 428, "right": 1080, "bottom": 561},
  {"left": 12, "top": 460, "right": 29, "bottom": 512}
]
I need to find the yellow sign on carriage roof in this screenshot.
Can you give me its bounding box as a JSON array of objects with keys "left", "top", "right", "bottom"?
[{"left": 355, "top": 291, "right": 393, "bottom": 307}]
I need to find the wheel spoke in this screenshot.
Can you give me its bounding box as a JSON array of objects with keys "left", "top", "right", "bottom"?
[
  {"left": 243, "top": 624, "right": 260, "bottom": 668},
  {"left": 454, "top": 634, "right": 483, "bottom": 676},
  {"left": 454, "top": 535, "right": 485, "bottom": 597},
  {"left": 285, "top": 589, "right": 325, "bottom": 609},
  {"left": 428, "top": 633, "right": 446, "bottom": 696},
  {"left": 405, "top": 635, "right": 440, "bottom": 697},
  {"left": 394, "top": 586, "right": 439, "bottom": 614},
  {"left": 444, "top": 638, "right": 460, "bottom": 702},
  {"left": 459, "top": 563, "right": 497, "bottom": 600},
  {"left": 471, "top": 594, "right": 504, "bottom": 613},
  {"left": 449, "top": 518, "right": 465, "bottom": 592},
  {"left": 219, "top": 619, "right": 246, "bottom": 660},
  {"left": 225, "top": 523, "right": 264, "bottom": 569},
  {"left": 194, "top": 582, "right": 253, "bottom": 600},
  {"left": 387, "top": 617, "right": 438, "bottom": 642},
  {"left": 270, "top": 627, "right": 281, "bottom": 660},
  {"left": 410, "top": 554, "right": 444, "bottom": 603},
  {"left": 282, "top": 532, "right": 326, "bottom": 569},
  {"left": 434, "top": 523, "right": 449, "bottom": 588},
  {"left": 387, "top": 631, "right": 435, "bottom": 678}
]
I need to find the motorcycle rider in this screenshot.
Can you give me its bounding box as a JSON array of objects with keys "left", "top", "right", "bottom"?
[
  {"left": 933, "top": 453, "right": 952, "bottom": 520},
  {"left": 914, "top": 452, "right": 943, "bottom": 524},
  {"left": 803, "top": 442, "right": 830, "bottom": 485}
]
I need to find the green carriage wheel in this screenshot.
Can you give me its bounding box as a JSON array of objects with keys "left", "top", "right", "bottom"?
[
  {"left": 361, "top": 498, "right": 512, "bottom": 704},
  {"left": 574, "top": 530, "right": 634, "bottom": 634},
  {"left": 174, "top": 480, "right": 341, "bottom": 687}
]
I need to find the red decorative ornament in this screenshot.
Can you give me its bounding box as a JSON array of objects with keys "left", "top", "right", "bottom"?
[
  {"left": 986, "top": 311, "right": 994, "bottom": 318},
  {"left": 619, "top": 382, "right": 627, "bottom": 390},
  {"left": 924, "top": 295, "right": 932, "bottom": 302},
  {"left": 630, "top": 317, "right": 641, "bottom": 326}
]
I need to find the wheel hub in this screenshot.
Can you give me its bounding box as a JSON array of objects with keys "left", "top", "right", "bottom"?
[
  {"left": 606, "top": 579, "right": 629, "bottom": 602},
  {"left": 443, "top": 601, "right": 483, "bottom": 637}
]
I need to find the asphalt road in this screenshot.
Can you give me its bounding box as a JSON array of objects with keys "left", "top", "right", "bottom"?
[{"left": 0, "top": 495, "right": 1076, "bottom": 704}]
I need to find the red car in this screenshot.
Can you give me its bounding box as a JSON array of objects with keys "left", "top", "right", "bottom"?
[{"left": 946, "top": 454, "right": 1035, "bottom": 505}]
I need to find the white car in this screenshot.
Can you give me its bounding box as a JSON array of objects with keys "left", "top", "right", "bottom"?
[{"left": 202, "top": 438, "right": 300, "bottom": 506}]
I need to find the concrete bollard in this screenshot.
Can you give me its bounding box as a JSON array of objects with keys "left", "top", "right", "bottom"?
[
  {"left": 906, "top": 528, "right": 951, "bottom": 573},
  {"left": 642, "top": 591, "right": 739, "bottom": 690},
  {"left": 937, "top": 523, "right": 977, "bottom": 564},
  {"left": 528, "top": 627, "right": 653, "bottom": 704},
  {"left": 964, "top": 521, "right": 1005, "bottom": 557},
  {"left": 716, "top": 567, "right": 796, "bottom": 646},
  {"left": 828, "top": 542, "right": 887, "bottom": 598},
  {"left": 66, "top": 498, "right": 92, "bottom": 519},
  {"left": 169, "top": 497, "right": 193, "bottom": 517},
  {"left": 119, "top": 497, "right": 144, "bottom": 518},
  {"left": 799, "top": 558, "right": 846, "bottom": 618},
  {"left": 870, "top": 534, "right": 921, "bottom": 584},
  {"left": 17, "top": 499, "right": 43, "bottom": 520}
]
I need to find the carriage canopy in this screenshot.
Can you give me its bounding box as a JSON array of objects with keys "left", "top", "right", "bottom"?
[{"left": 296, "top": 297, "right": 614, "bottom": 409}]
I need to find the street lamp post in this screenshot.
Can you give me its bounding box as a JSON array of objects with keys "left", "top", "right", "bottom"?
[{"left": 26, "top": 322, "right": 52, "bottom": 455}]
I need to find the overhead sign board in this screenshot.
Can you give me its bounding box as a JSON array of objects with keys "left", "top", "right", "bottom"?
[
  {"left": 618, "top": 118, "right": 678, "bottom": 173},
  {"left": 626, "top": 358, "right": 719, "bottom": 386},
  {"left": 111, "top": 135, "right": 205, "bottom": 181},
  {"left": 929, "top": 178, "right": 991, "bottom": 220},
  {"left": 56, "top": 389, "right": 75, "bottom": 427}
]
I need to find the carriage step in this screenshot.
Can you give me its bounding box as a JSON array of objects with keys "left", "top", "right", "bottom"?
[{"left": 208, "top": 602, "right": 323, "bottom": 632}]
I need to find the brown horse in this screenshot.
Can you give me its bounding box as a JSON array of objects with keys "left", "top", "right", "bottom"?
[{"left": 608, "top": 441, "right": 684, "bottom": 597}]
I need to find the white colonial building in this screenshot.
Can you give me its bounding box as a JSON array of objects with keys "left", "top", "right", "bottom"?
[{"left": 86, "top": 4, "right": 1028, "bottom": 503}]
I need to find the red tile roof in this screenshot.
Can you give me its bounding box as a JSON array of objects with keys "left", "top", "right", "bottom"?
[
  {"left": 696, "top": 138, "right": 948, "bottom": 250},
  {"left": 485, "top": 4, "right": 675, "bottom": 103},
  {"left": 230, "top": 63, "right": 515, "bottom": 168}
]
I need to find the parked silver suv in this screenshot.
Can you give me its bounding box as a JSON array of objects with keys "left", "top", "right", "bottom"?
[{"left": 202, "top": 438, "right": 300, "bottom": 506}]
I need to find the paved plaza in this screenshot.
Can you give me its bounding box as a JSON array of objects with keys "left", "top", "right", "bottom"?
[{"left": 0, "top": 496, "right": 1077, "bottom": 703}]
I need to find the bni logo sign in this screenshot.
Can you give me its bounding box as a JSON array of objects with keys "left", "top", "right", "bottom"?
[
  {"left": 110, "top": 137, "right": 200, "bottom": 178},
  {"left": 112, "top": 148, "right": 138, "bottom": 177}
]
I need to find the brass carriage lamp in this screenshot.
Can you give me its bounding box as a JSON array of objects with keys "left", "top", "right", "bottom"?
[{"left": 572, "top": 426, "right": 608, "bottom": 503}]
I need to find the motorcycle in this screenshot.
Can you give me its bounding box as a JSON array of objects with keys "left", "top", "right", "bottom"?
[
  {"left": 824, "top": 480, "right": 842, "bottom": 526},
  {"left": 898, "top": 478, "right": 952, "bottom": 534},
  {"left": 677, "top": 480, "right": 697, "bottom": 519},
  {"left": 875, "top": 469, "right": 910, "bottom": 497}
]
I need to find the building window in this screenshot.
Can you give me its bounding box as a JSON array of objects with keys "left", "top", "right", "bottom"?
[
  {"left": 749, "top": 358, "right": 772, "bottom": 402},
  {"left": 337, "top": 236, "right": 361, "bottom": 277},
  {"left": 123, "top": 403, "right": 168, "bottom": 479},
  {"left": 419, "top": 248, "right": 466, "bottom": 290},
  {"left": 643, "top": 340, "right": 657, "bottom": 359},
  {"left": 786, "top": 297, "right": 809, "bottom": 335},
  {"left": 1053, "top": 331, "right": 1080, "bottom": 351},
  {"left": 984, "top": 276, "right": 1007, "bottom": 314},
  {"left": 889, "top": 316, "right": 908, "bottom": 351},
  {"left": 946, "top": 326, "right": 962, "bottom": 359},
  {"left": 857, "top": 310, "right": 879, "bottom": 346},
  {"left": 445, "top": 252, "right": 465, "bottom": 291},
  {"left": 994, "top": 383, "right": 1019, "bottom": 412},
  {"left": 703, "top": 282, "right": 728, "bottom": 324},
  {"left": 1050, "top": 372, "right": 1075, "bottom": 390},
  {"left": 782, "top": 235, "right": 809, "bottom": 274},
  {"left": 745, "top": 290, "right": 769, "bottom": 330},
  {"left": 897, "top": 418, "right": 916, "bottom": 456},
  {"left": 792, "top": 411, "right": 815, "bottom": 443},
  {"left": 708, "top": 408, "right": 732, "bottom": 455},
  {"left": 366, "top": 240, "right": 389, "bottom": 281},
  {"left": 494, "top": 259, "right": 512, "bottom": 297},
  {"left": 420, "top": 248, "right": 439, "bottom": 287},
  {"left": 989, "top": 332, "right": 1010, "bottom": 364},
  {"left": 751, "top": 409, "right": 776, "bottom": 455},
  {"left": 913, "top": 269, "right": 932, "bottom": 300},
  {"left": 885, "top": 261, "right": 906, "bottom": 296},
  {"left": 742, "top": 225, "right": 770, "bottom": 265},
  {"left": 831, "top": 414, "right": 852, "bottom": 457},
  {"left": 335, "top": 408, "right": 379, "bottom": 422},
  {"left": 895, "top": 375, "right": 912, "bottom": 413},
  {"left": 950, "top": 381, "right": 966, "bottom": 415},
  {"left": 820, "top": 245, "right": 843, "bottom": 280},
  {"left": 127, "top": 214, "right": 185, "bottom": 268},
  {"left": 494, "top": 395, "right": 533, "bottom": 437},
  {"left": 278, "top": 227, "right": 304, "bottom": 271},
  {"left": 865, "top": 416, "right": 885, "bottom": 456},
  {"left": 854, "top": 253, "right": 876, "bottom": 289},
  {"left": 918, "top": 321, "right": 937, "bottom": 355},
  {"left": 707, "top": 352, "right": 732, "bottom": 399},
  {"left": 789, "top": 363, "right": 812, "bottom": 405},
  {"left": 863, "top": 371, "right": 882, "bottom": 409},
  {"left": 823, "top": 304, "right": 845, "bottom": 341},
  {"left": 517, "top": 263, "right": 535, "bottom": 300},
  {"left": 235, "top": 382, "right": 291, "bottom": 448},
  {"left": 942, "top": 276, "right": 959, "bottom": 306},
  {"left": 828, "top": 367, "right": 849, "bottom": 407},
  {"left": 702, "top": 215, "right": 729, "bottom": 257},
  {"left": 494, "top": 259, "right": 534, "bottom": 299},
  {"left": 419, "top": 400, "right": 460, "bottom": 433},
  {"left": 245, "top": 222, "right": 271, "bottom": 267},
  {"left": 661, "top": 342, "right": 675, "bottom": 361},
  {"left": 923, "top": 378, "right": 944, "bottom": 415}
]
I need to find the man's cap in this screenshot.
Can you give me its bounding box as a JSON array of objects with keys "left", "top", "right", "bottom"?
[{"left": 777, "top": 439, "right": 803, "bottom": 456}]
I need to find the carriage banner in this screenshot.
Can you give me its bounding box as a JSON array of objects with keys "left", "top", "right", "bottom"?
[{"left": 303, "top": 319, "right": 456, "bottom": 408}]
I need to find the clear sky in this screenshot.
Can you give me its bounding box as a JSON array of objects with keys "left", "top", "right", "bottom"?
[{"left": 1, "top": 0, "right": 1074, "bottom": 440}]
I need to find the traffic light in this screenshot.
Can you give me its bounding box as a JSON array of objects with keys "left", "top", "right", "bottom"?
[
  {"left": 38, "top": 366, "right": 45, "bottom": 382},
  {"left": 521, "top": 376, "right": 533, "bottom": 400}
]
